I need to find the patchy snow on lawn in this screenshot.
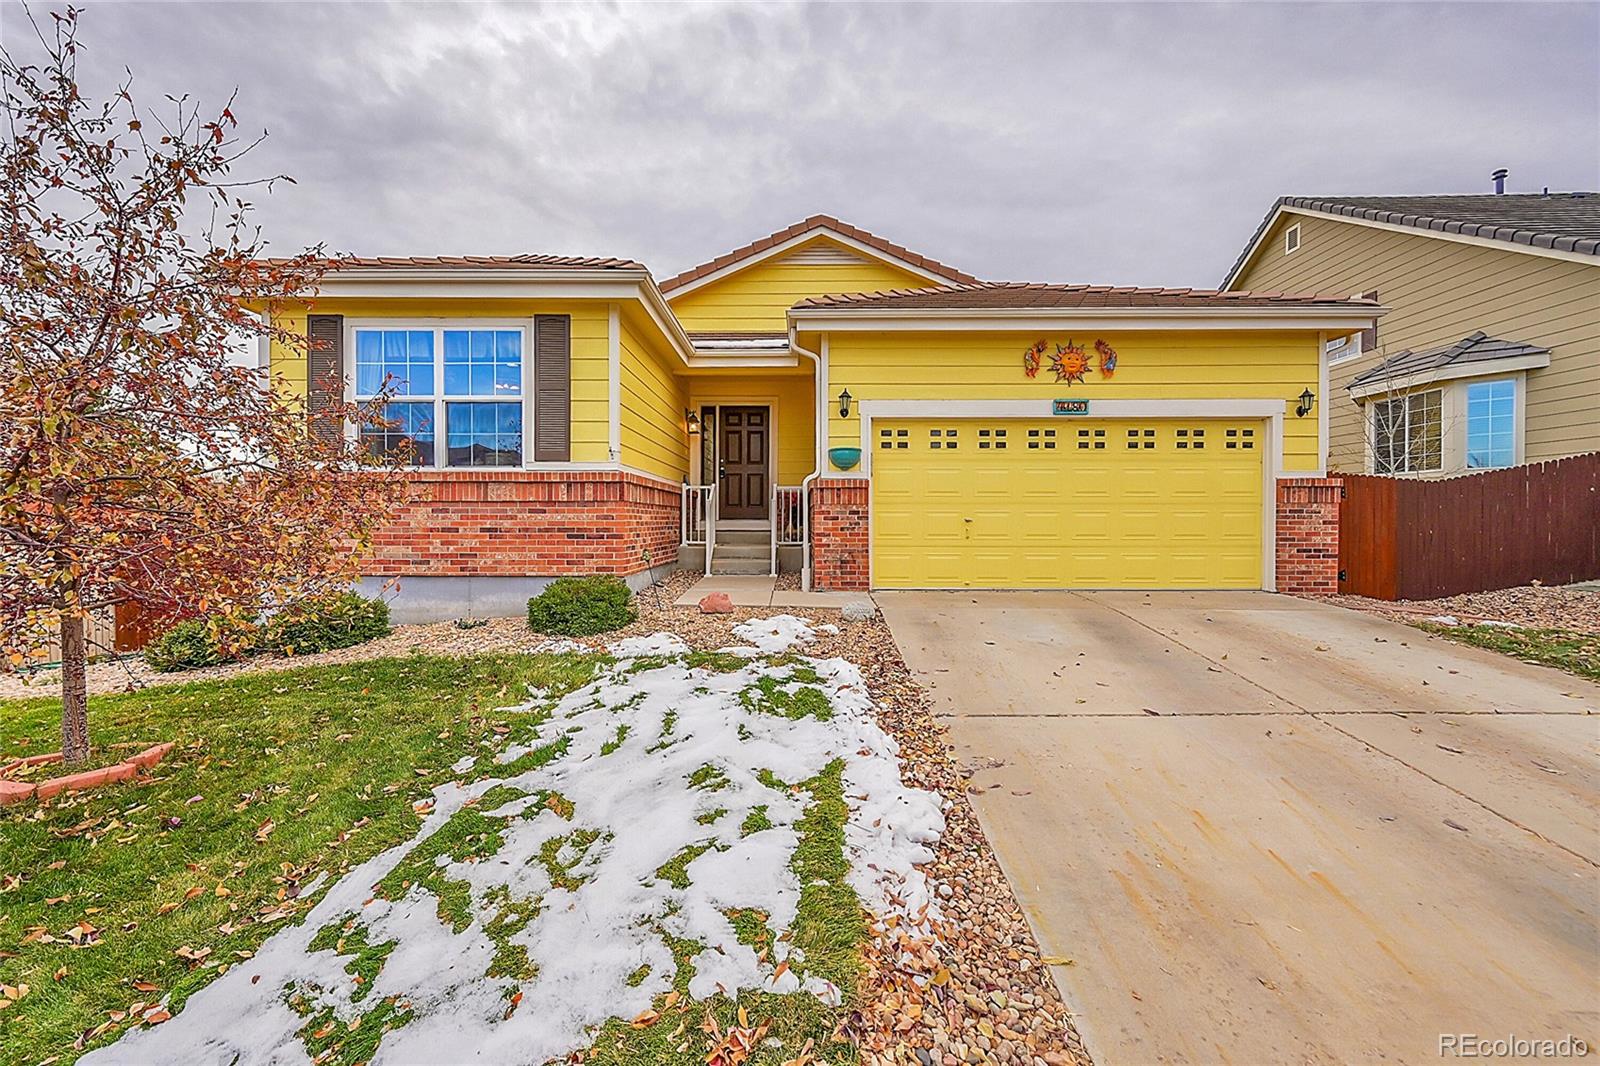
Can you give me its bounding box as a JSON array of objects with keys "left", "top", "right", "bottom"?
[
  {"left": 730, "top": 614, "right": 839, "bottom": 654},
  {"left": 91, "top": 621, "right": 942, "bottom": 1066}
]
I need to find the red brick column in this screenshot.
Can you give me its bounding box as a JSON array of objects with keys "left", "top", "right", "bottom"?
[
  {"left": 811, "top": 479, "right": 870, "bottom": 592},
  {"left": 365, "top": 470, "right": 681, "bottom": 578},
  {"left": 1276, "top": 477, "right": 1342, "bottom": 595}
]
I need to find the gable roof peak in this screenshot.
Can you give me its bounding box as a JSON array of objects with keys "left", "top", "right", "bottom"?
[{"left": 658, "top": 214, "right": 978, "bottom": 294}]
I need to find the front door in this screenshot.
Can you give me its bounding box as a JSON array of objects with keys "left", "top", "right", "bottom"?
[{"left": 718, "top": 406, "right": 768, "bottom": 520}]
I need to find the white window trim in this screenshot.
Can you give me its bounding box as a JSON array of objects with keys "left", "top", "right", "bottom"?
[
  {"left": 1462, "top": 374, "right": 1524, "bottom": 470},
  {"left": 344, "top": 319, "right": 532, "bottom": 470},
  {"left": 1367, "top": 388, "right": 1444, "bottom": 475},
  {"left": 1284, "top": 223, "right": 1301, "bottom": 255}
]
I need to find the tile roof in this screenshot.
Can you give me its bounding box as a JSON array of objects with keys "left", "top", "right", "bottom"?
[
  {"left": 1224, "top": 192, "right": 1600, "bottom": 286},
  {"left": 1347, "top": 331, "right": 1551, "bottom": 390},
  {"left": 792, "top": 281, "right": 1380, "bottom": 311},
  {"left": 658, "top": 215, "right": 978, "bottom": 293},
  {"left": 314, "top": 253, "right": 647, "bottom": 271}
]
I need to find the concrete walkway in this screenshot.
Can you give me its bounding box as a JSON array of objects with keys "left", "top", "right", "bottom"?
[
  {"left": 672, "top": 574, "right": 871, "bottom": 610},
  {"left": 879, "top": 590, "right": 1600, "bottom": 1065}
]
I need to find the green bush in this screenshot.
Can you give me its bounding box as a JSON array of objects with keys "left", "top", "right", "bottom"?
[
  {"left": 264, "top": 591, "right": 391, "bottom": 656},
  {"left": 144, "top": 619, "right": 234, "bottom": 673},
  {"left": 527, "top": 576, "right": 636, "bottom": 636}
]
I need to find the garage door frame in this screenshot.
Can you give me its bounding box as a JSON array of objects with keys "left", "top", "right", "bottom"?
[{"left": 853, "top": 398, "right": 1287, "bottom": 591}]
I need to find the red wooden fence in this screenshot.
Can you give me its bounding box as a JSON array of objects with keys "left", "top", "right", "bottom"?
[{"left": 1338, "top": 452, "right": 1600, "bottom": 600}]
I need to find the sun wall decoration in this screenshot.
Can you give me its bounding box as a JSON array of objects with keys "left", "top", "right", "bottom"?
[
  {"left": 1049, "top": 340, "right": 1091, "bottom": 385},
  {"left": 1022, "top": 339, "right": 1046, "bottom": 379}
]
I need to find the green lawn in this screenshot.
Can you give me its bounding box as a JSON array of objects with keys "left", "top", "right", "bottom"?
[
  {"left": 0, "top": 652, "right": 863, "bottom": 1065},
  {"left": 1414, "top": 622, "right": 1600, "bottom": 682}
]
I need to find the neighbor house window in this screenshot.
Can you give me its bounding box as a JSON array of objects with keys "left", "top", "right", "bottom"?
[
  {"left": 1466, "top": 378, "right": 1516, "bottom": 469},
  {"left": 355, "top": 329, "right": 436, "bottom": 465},
  {"left": 1284, "top": 224, "right": 1301, "bottom": 254},
  {"left": 353, "top": 326, "right": 524, "bottom": 467},
  {"left": 1372, "top": 390, "right": 1441, "bottom": 474}
]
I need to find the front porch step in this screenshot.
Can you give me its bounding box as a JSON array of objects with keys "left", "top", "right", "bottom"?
[
  {"left": 713, "top": 528, "right": 770, "bottom": 547},
  {"left": 711, "top": 556, "right": 772, "bottom": 575},
  {"left": 712, "top": 543, "right": 769, "bottom": 560}
]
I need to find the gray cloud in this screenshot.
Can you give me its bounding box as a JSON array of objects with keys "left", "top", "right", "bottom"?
[{"left": 3, "top": 0, "right": 1595, "bottom": 287}]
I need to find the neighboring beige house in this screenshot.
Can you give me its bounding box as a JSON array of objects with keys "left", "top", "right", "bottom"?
[{"left": 1223, "top": 192, "right": 1600, "bottom": 475}]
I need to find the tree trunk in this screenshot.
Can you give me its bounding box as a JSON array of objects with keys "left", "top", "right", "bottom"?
[{"left": 59, "top": 612, "right": 91, "bottom": 765}]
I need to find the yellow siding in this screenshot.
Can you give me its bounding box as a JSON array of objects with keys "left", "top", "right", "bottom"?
[
  {"left": 268, "top": 308, "right": 308, "bottom": 401},
  {"left": 1234, "top": 212, "right": 1600, "bottom": 470},
  {"left": 825, "top": 331, "right": 1322, "bottom": 471},
  {"left": 686, "top": 373, "right": 816, "bottom": 485},
  {"left": 668, "top": 237, "right": 934, "bottom": 333},
  {"left": 265, "top": 299, "right": 612, "bottom": 463},
  {"left": 619, "top": 315, "right": 690, "bottom": 481}
]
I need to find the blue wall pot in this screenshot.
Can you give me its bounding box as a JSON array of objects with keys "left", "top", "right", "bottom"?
[{"left": 828, "top": 447, "right": 862, "bottom": 471}]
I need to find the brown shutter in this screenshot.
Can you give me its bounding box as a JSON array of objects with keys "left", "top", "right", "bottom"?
[
  {"left": 1359, "top": 291, "right": 1378, "bottom": 352},
  {"left": 533, "top": 314, "right": 571, "bottom": 462},
  {"left": 306, "top": 314, "right": 345, "bottom": 442}
]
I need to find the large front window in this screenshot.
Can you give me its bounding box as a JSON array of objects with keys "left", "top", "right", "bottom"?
[
  {"left": 1372, "top": 390, "right": 1441, "bottom": 474},
  {"left": 354, "top": 326, "right": 524, "bottom": 467},
  {"left": 1466, "top": 378, "right": 1516, "bottom": 469}
]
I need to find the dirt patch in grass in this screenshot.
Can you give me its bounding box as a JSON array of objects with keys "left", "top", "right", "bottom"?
[{"left": 1329, "top": 582, "right": 1600, "bottom": 635}]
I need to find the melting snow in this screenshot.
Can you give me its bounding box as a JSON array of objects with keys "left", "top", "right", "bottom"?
[
  {"left": 731, "top": 614, "right": 836, "bottom": 654},
  {"left": 90, "top": 623, "right": 942, "bottom": 1066}
]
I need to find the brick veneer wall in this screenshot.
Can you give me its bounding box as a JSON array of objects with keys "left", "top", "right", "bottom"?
[
  {"left": 1276, "top": 477, "right": 1343, "bottom": 595},
  {"left": 365, "top": 470, "right": 681, "bottom": 578},
  {"left": 811, "top": 479, "right": 870, "bottom": 591}
]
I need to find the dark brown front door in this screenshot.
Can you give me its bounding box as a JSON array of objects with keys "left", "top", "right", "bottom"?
[{"left": 719, "top": 406, "right": 768, "bottom": 519}]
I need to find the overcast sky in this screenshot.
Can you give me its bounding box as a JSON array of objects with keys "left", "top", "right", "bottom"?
[{"left": 3, "top": 1, "right": 1596, "bottom": 288}]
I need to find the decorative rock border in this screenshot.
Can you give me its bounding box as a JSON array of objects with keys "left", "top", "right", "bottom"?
[{"left": 0, "top": 743, "right": 174, "bottom": 806}]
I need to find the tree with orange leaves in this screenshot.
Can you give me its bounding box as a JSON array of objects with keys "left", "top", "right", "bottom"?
[{"left": 1, "top": 8, "right": 407, "bottom": 764}]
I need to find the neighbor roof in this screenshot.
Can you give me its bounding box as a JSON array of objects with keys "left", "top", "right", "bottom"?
[
  {"left": 658, "top": 215, "right": 979, "bottom": 293},
  {"left": 793, "top": 281, "right": 1381, "bottom": 311},
  {"left": 1347, "top": 331, "right": 1552, "bottom": 391},
  {"left": 309, "top": 253, "right": 647, "bottom": 271},
  {"left": 1223, "top": 192, "right": 1600, "bottom": 287}
]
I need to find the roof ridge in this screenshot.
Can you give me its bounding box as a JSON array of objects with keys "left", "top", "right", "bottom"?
[{"left": 658, "top": 215, "right": 979, "bottom": 293}]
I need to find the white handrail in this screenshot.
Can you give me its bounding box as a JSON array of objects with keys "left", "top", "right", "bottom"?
[
  {"left": 770, "top": 484, "right": 778, "bottom": 576},
  {"left": 704, "top": 484, "right": 717, "bottom": 576},
  {"left": 771, "top": 485, "right": 804, "bottom": 575},
  {"left": 681, "top": 484, "right": 713, "bottom": 545}
]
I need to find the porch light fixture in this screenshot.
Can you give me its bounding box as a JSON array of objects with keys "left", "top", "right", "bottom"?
[
  {"left": 1296, "top": 388, "right": 1316, "bottom": 418},
  {"left": 686, "top": 409, "right": 701, "bottom": 434},
  {"left": 838, "top": 389, "right": 852, "bottom": 418}
]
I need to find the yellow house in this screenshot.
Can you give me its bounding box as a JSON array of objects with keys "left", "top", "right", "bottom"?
[{"left": 265, "top": 216, "right": 1380, "bottom": 617}]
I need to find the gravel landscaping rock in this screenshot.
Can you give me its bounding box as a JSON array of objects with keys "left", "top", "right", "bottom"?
[{"left": 1328, "top": 582, "right": 1600, "bottom": 635}]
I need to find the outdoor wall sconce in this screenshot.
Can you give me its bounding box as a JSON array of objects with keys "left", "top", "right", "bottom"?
[
  {"left": 686, "top": 409, "right": 701, "bottom": 434},
  {"left": 1296, "top": 388, "right": 1316, "bottom": 417},
  {"left": 838, "top": 389, "right": 852, "bottom": 418}
]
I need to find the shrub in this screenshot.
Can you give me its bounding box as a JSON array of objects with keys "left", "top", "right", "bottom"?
[
  {"left": 144, "top": 619, "right": 234, "bottom": 673},
  {"left": 264, "top": 591, "right": 391, "bottom": 656},
  {"left": 527, "top": 576, "right": 636, "bottom": 636}
]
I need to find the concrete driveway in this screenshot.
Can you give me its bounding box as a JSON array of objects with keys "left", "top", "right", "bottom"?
[{"left": 878, "top": 591, "right": 1600, "bottom": 1065}]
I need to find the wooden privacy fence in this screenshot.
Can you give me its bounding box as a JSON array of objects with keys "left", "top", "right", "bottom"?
[{"left": 1338, "top": 451, "right": 1600, "bottom": 600}]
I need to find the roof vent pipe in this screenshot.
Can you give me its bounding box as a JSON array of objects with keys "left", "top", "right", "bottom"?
[{"left": 1492, "top": 168, "right": 1509, "bottom": 194}]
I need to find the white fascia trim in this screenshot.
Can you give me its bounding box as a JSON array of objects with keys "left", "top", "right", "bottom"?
[
  {"left": 691, "top": 339, "right": 792, "bottom": 351},
  {"left": 663, "top": 227, "right": 956, "bottom": 300},
  {"left": 1224, "top": 204, "right": 1600, "bottom": 288},
  {"left": 608, "top": 303, "right": 622, "bottom": 462},
  {"left": 788, "top": 308, "right": 1384, "bottom": 333},
  {"left": 1347, "top": 351, "right": 1551, "bottom": 400}
]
